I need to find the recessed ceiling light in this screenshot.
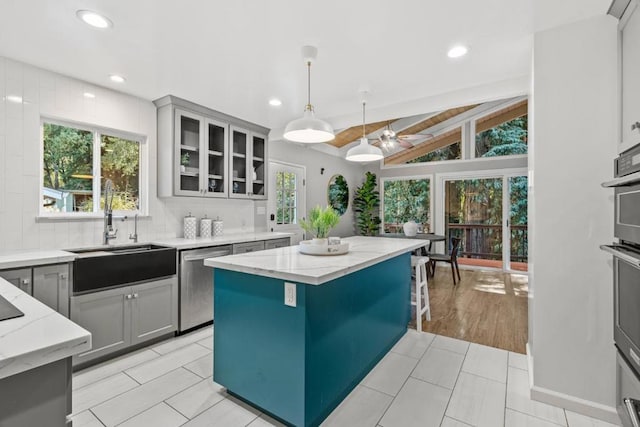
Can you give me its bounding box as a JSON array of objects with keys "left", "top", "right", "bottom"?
[
  {"left": 83, "top": 92, "right": 96, "bottom": 99},
  {"left": 269, "top": 98, "right": 282, "bottom": 107},
  {"left": 447, "top": 45, "right": 468, "bottom": 58},
  {"left": 109, "top": 74, "right": 126, "bottom": 83},
  {"left": 76, "top": 10, "right": 113, "bottom": 29},
  {"left": 5, "top": 95, "right": 23, "bottom": 103}
]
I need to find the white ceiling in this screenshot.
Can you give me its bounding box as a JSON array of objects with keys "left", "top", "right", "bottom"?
[{"left": 0, "top": 0, "right": 610, "bottom": 131}]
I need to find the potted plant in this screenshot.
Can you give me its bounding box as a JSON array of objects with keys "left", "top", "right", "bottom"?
[
  {"left": 180, "top": 152, "right": 190, "bottom": 172},
  {"left": 353, "top": 171, "right": 381, "bottom": 236},
  {"left": 299, "top": 205, "right": 340, "bottom": 244}
]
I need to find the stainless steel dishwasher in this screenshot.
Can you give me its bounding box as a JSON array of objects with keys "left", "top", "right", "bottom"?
[{"left": 179, "top": 245, "right": 232, "bottom": 332}]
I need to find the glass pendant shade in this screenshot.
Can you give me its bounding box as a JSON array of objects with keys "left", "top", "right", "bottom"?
[
  {"left": 346, "top": 137, "right": 384, "bottom": 162},
  {"left": 283, "top": 108, "right": 335, "bottom": 143}
]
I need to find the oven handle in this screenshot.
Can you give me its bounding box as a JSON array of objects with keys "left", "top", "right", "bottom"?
[
  {"left": 602, "top": 171, "right": 640, "bottom": 187},
  {"left": 624, "top": 398, "right": 640, "bottom": 427},
  {"left": 600, "top": 245, "right": 640, "bottom": 267}
]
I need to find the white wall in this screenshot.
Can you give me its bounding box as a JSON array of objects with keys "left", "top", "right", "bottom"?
[
  {"left": 531, "top": 15, "right": 618, "bottom": 421},
  {"left": 0, "top": 57, "right": 256, "bottom": 250},
  {"left": 266, "top": 140, "right": 367, "bottom": 237}
]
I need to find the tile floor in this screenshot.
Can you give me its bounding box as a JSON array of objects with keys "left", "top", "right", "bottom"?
[{"left": 70, "top": 327, "right": 621, "bottom": 427}]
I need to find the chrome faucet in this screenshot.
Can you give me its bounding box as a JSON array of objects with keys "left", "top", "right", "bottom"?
[
  {"left": 103, "top": 179, "right": 126, "bottom": 244},
  {"left": 129, "top": 213, "right": 139, "bottom": 243}
]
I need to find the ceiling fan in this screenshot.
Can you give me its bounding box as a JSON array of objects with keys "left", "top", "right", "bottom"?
[{"left": 377, "top": 122, "right": 432, "bottom": 151}]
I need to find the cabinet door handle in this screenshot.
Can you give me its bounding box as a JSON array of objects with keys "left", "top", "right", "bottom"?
[
  {"left": 60, "top": 274, "right": 67, "bottom": 280},
  {"left": 21, "top": 279, "right": 30, "bottom": 285},
  {"left": 632, "top": 122, "right": 640, "bottom": 131},
  {"left": 133, "top": 293, "right": 139, "bottom": 299},
  {"left": 126, "top": 294, "right": 132, "bottom": 299}
]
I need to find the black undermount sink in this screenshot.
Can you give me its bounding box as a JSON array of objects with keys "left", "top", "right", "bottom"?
[{"left": 69, "top": 244, "right": 177, "bottom": 294}]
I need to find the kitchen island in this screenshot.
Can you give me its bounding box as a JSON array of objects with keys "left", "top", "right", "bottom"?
[
  {"left": 0, "top": 278, "right": 91, "bottom": 427},
  {"left": 204, "top": 236, "right": 427, "bottom": 427}
]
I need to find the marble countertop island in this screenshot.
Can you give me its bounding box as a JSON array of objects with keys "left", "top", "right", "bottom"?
[
  {"left": 0, "top": 278, "right": 91, "bottom": 379},
  {"left": 204, "top": 236, "right": 428, "bottom": 285}
]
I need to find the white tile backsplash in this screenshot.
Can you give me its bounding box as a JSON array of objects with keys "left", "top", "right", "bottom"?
[{"left": 0, "top": 56, "right": 256, "bottom": 250}]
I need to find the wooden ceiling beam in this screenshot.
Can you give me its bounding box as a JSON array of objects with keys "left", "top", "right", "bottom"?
[
  {"left": 329, "top": 120, "right": 393, "bottom": 148},
  {"left": 475, "top": 100, "right": 528, "bottom": 134},
  {"left": 384, "top": 128, "right": 462, "bottom": 165}
]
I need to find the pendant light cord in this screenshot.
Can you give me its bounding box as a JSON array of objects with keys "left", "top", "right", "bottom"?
[
  {"left": 306, "top": 61, "right": 312, "bottom": 111},
  {"left": 362, "top": 101, "right": 366, "bottom": 138}
]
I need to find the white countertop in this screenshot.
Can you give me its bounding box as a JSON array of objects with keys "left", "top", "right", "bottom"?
[
  {"left": 152, "top": 232, "right": 294, "bottom": 250},
  {"left": 204, "top": 236, "right": 428, "bottom": 285},
  {"left": 0, "top": 278, "right": 91, "bottom": 379},
  {"left": 0, "top": 250, "right": 77, "bottom": 270}
]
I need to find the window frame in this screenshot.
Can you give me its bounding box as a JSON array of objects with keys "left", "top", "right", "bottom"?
[
  {"left": 275, "top": 170, "right": 298, "bottom": 226},
  {"left": 39, "top": 117, "right": 147, "bottom": 219},
  {"left": 380, "top": 173, "right": 434, "bottom": 234}
]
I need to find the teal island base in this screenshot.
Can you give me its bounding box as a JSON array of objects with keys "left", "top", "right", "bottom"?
[{"left": 213, "top": 253, "right": 411, "bottom": 427}]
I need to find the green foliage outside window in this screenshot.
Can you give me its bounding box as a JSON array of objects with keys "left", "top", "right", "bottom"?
[
  {"left": 383, "top": 179, "right": 430, "bottom": 232},
  {"left": 353, "top": 172, "right": 381, "bottom": 236},
  {"left": 42, "top": 122, "right": 140, "bottom": 213}
]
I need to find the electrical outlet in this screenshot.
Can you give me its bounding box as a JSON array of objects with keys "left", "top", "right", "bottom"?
[{"left": 284, "top": 282, "right": 296, "bottom": 307}]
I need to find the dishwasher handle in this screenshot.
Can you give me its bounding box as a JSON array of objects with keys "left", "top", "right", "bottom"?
[
  {"left": 624, "top": 398, "right": 640, "bottom": 427},
  {"left": 183, "top": 250, "right": 231, "bottom": 262}
]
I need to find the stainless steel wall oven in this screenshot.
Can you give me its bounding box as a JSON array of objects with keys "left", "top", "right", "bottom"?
[{"left": 602, "top": 142, "right": 640, "bottom": 426}]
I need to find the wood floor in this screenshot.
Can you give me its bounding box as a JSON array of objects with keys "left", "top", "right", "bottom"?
[{"left": 410, "top": 266, "right": 529, "bottom": 354}]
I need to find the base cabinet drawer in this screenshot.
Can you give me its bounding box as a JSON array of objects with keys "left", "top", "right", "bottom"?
[
  {"left": 264, "top": 238, "right": 291, "bottom": 250},
  {"left": 71, "top": 277, "right": 177, "bottom": 366},
  {"left": 232, "top": 241, "right": 265, "bottom": 254}
]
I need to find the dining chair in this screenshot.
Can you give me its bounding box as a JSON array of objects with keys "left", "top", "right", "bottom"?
[
  {"left": 428, "top": 237, "right": 462, "bottom": 285},
  {"left": 410, "top": 256, "right": 431, "bottom": 331}
]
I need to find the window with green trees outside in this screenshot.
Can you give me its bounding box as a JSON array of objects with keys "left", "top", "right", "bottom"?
[
  {"left": 382, "top": 178, "right": 431, "bottom": 233},
  {"left": 42, "top": 122, "right": 141, "bottom": 214}
]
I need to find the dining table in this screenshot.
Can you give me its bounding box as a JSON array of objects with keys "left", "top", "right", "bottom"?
[{"left": 380, "top": 233, "right": 447, "bottom": 255}]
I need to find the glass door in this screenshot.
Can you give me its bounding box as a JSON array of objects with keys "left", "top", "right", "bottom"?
[
  {"left": 204, "top": 119, "right": 227, "bottom": 197},
  {"left": 506, "top": 175, "right": 528, "bottom": 271},
  {"left": 230, "top": 127, "right": 248, "bottom": 197},
  {"left": 267, "top": 162, "right": 306, "bottom": 244},
  {"left": 176, "top": 110, "right": 202, "bottom": 196},
  {"left": 444, "top": 178, "right": 504, "bottom": 268},
  {"left": 251, "top": 134, "right": 266, "bottom": 198}
]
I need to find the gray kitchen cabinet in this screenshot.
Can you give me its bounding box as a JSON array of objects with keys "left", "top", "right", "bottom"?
[
  {"left": 0, "top": 268, "right": 32, "bottom": 294},
  {"left": 130, "top": 278, "right": 178, "bottom": 345},
  {"left": 621, "top": 1, "right": 640, "bottom": 150},
  {"left": 33, "top": 264, "right": 70, "bottom": 317},
  {"left": 155, "top": 95, "right": 269, "bottom": 200},
  {"left": 71, "top": 277, "right": 178, "bottom": 366},
  {"left": 229, "top": 126, "right": 268, "bottom": 200},
  {"left": 71, "top": 286, "right": 131, "bottom": 365},
  {"left": 232, "top": 241, "right": 265, "bottom": 254},
  {"left": 264, "top": 237, "right": 291, "bottom": 250}
]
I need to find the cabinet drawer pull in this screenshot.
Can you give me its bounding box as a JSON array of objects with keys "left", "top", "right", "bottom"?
[{"left": 632, "top": 122, "right": 640, "bottom": 131}]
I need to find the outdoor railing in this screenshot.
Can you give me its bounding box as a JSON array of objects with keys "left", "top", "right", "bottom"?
[{"left": 447, "top": 223, "right": 528, "bottom": 263}]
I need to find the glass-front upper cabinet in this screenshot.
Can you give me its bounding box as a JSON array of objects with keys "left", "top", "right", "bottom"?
[
  {"left": 174, "top": 109, "right": 228, "bottom": 198},
  {"left": 229, "top": 126, "right": 268, "bottom": 200}
]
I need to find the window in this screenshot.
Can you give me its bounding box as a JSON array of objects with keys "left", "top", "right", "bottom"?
[
  {"left": 382, "top": 178, "right": 431, "bottom": 233},
  {"left": 475, "top": 115, "right": 528, "bottom": 158},
  {"left": 275, "top": 171, "right": 297, "bottom": 225},
  {"left": 41, "top": 121, "right": 142, "bottom": 215},
  {"left": 408, "top": 142, "right": 461, "bottom": 164}
]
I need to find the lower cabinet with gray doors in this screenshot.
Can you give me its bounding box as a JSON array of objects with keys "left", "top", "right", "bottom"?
[
  {"left": 0, "top": 263, "right": 70, "bottom": 317},
  {"left": 232, "top": 240, "right": 265, "bottom": 254},
  {"left": 264, "top": 238, "right": 291, "bottom": 250},
  {"left": 70, "top": 277, "right": 178, "bottom": 367}
]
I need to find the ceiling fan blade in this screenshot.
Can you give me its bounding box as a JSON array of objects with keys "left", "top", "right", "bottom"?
[
  {"left": 398, "top": 140, "right": 413, "bottom": 149},
  {"left": 397, "top": 134, "right": 432, "bottom": 141}
]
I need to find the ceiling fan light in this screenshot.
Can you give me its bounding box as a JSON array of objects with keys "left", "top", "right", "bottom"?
[
  {"left": 283, "top": 109, "right": 335, "bottom": 143},
  {"left": 346, "top": 137, "right": 384, "bottom": 162}
]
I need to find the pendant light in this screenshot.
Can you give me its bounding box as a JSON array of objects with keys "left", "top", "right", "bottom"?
[
  {"left": 346, "top": 95, "right": 384, "bottom": 163},
  {"left": 283, "top": 46, "right": 335, "bottom": 143}
]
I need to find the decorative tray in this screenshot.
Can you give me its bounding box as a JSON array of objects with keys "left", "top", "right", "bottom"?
[{"left": 298, "top": 241, "right": 349, "bottom": 256}]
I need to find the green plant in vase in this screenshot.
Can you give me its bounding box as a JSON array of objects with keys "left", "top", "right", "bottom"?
[
  {"left": 180, "top": 153, "right": 190, "bottom": 172},
  {"left": 299, "top": 205, "right": 340, "bottom": 244}
]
